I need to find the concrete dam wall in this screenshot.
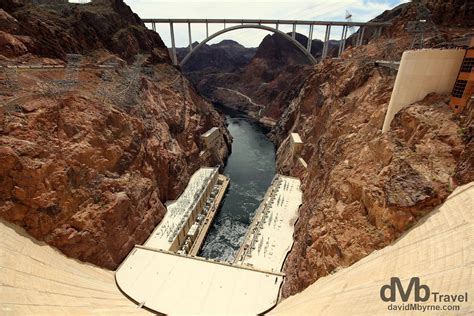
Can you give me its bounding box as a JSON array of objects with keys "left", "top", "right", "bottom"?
[
  {"left": 1, "top": 182, "right": 472, "bottom": 314},
  {"left": 271, "top": 182, "right": 474, "bottom": 315},
  {"left": 0, "top": 219, "right": 147, "bottom": 315}
]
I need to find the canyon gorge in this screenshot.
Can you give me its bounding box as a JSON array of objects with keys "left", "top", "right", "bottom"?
[
  {"left": 0, "top": 0, "right": 473, "bottom": 314},
  {"left": 175, "top": 0, "right": 473, "bottom": 296}
]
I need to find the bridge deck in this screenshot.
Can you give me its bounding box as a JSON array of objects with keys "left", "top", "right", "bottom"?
[{"left": 142, "top": 18, "right": 391, "bottom": 27}]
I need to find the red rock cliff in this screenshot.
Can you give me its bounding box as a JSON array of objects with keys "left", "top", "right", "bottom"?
[{"left": 0, "top": 0, "right": 230, "bottom": 269}]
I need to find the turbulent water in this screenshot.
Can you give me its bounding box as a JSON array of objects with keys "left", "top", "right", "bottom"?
[{"left": 199, "top": 112, "right": 276, "bottom": 261}]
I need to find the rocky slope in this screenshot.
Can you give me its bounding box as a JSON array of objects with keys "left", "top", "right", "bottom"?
[
  {"left": 422, "top": 0, "right": 473, "bottom": 27},
  {"left": 273, "top": 1, "right": 473, "bottom": 297},
  {"left": 0, "top": 0, "right": 230, "bottom": 269},
  {"left": 183, "top": 32, "right": 339, "bottom": 126},
  {"left": 177, "top": 39, "right": 256, "bottom": 73}
]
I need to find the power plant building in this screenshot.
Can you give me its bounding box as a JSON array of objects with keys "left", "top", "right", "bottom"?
[
  {"left": 450, "top": 38, "right": 474, "bottom": 113},
  {"left": 201, "top": 127, "right": 221, "bottom": 149},
  {"left": 289, "top": 132, "right": 303, "bottom": 156},
  {"left": 144, "top": 167, "right": 219, "bottom": 252}
]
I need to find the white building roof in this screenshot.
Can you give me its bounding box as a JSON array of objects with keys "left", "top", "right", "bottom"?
[
  {"left": 237, "top": 175, "right": 302, "bottom": 272},
  {"left": 290, "top": 132, "right": 303, "bottom": 144},
  {"left": 201, "top": 127, "right": 219, "bottom": 138},
  {"left": 116, "top": 248, "right": 283, "bottom": 315},
  {"left": 144, "top": 167, "right": 218, "bottom": 250}
]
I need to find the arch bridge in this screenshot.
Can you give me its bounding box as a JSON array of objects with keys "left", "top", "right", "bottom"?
[{"left": 142, "top": 18, "right": 391, "bottom": 67}]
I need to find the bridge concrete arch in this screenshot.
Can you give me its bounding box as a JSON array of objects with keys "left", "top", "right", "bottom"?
[{"left": 179, "top": 24, "right": 317, "bottom": 67}]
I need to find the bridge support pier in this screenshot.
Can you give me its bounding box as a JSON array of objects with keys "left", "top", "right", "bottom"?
[
  {"left": 206, "top": 21, "right": 209, "bottom": 37},
  {"left": 307, "top": 24, "right": 313, "bottom": 53},
  {"left": 338, "top": 26, "right": 348, "bottom": 57},
  {"left": 169, "top": 22, "right": 177, "bottom": 66},
  {"left": 292, "top": 24, "right": 296, "bottom": 39},
  {"left": 357, "top": 26, "right": 365, "bottom": 46},
  {"left": 377, "top": 26, "right": 383, "bottom": 37},
  {"left": 275, "top": 23, "right": 279, "bottom": 30},
  {"left": 188, "top": 22, "right": 193, "bottom": 53},
  {"left": 322, "top": 25, "right": 331, "bottom": 59},
  {"left": 342, "top": 25, "right": 348, "bottom": 51},
  {"left": 152, "top": 22, "right": 156, "bottom": 32}
]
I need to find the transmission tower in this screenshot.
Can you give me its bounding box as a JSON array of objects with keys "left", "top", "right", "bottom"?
[
  {"left": 95, "top": 61, "right": 119, "bottom": 103},
  {"left": 345, "top": 10, "right": 356, "bottom": 35},
  {"left": 1, "top": 67, "right": 19, "bottom": 93},
  {"left": 43, "top": 53, "right": 83, "bottom": 95},
  {"left": 102, "top": 54, "right": 147, "bottom": 108},
  {"left": 62, "top": 54, "right": 82, "bottom": 90},
  {"left": 96, "top": 55, "right": 156, "bottom": 107},
  {"left": 406, "top": 0, "right": 441, "bottom": 49}
]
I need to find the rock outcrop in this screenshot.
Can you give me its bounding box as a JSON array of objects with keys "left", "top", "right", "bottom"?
[
  {"left": 0, "top": 0, "right": 230, "bottom": 269},
  {"left": 422, "top": 0, "right": 473, "bottom": 27},
  {"left": 0, "top": 0, "right": 170, "bottom": 61},
  {"left": 177, "top": 40, "right": 257, "bottom": 73}
]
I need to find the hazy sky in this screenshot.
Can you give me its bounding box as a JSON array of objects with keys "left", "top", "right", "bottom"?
[{"left": 124, "top": 0, "right": 410, "bottom": 48}]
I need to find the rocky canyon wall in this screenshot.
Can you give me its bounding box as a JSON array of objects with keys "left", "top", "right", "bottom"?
[
  {"left": 180, "top": 32, "right": 340, "bottom": 126},
  {"left": 0, "top": 0, "right": 230, "bottom": 269},
  {"left": 273, "top": 1, "right": 473, "bottom": 297}
]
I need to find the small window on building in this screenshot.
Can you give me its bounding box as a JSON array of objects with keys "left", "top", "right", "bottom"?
[
  {"left": 460, "top": 58, "right": 474, "bottom": 73},
  {"left": 452, "top": 80, "right": 468, "bottom": 98}
]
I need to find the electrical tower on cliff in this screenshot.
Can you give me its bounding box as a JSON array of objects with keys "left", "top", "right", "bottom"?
[
  {"left": 406, "top": 0, "right": 440, "bottom": 49},
  {"left": 345, "top": 10, "right": 356, "bottom": 35}
]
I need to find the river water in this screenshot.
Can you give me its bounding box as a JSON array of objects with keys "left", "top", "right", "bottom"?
[{"left": 199, "top": 111, "right": 276, "bottom": 261}]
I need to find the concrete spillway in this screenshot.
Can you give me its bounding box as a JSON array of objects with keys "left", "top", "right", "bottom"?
[{"left": 1, "top": 183, "right": 473, "bottom": 315}]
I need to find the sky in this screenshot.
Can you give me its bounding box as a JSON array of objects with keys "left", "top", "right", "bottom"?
[{"left": 124, "top": 0, "right": 410, "bottom": 48}]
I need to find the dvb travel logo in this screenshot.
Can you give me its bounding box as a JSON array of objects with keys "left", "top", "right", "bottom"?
[{"left": 380, "top": 277, "right": 468, "bottom": 312}]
